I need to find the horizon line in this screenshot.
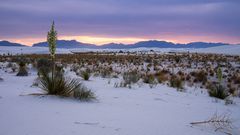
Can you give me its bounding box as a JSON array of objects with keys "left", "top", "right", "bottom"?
[{"left": 1, "top": 38, "right": 238, "bottom": 47}]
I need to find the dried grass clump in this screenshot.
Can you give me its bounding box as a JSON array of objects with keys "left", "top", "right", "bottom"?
[
  {"left": 169, "top": 75, "right": 184, "bottom": 91},
  {"left": 143, "top": 74, "right": 155, "bottom": 84},
  {"left": 155, "top": 70, "right": 169, "bottom": 83},
  {"left": 122, "top": 70, "right": 140, "bottom": 86}
]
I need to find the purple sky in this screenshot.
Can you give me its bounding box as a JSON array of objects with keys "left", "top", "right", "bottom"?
[{"left": 0, "top": 0, "right": 240, "bottom": 45}]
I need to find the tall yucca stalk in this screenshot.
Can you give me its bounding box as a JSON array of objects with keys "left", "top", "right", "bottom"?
[{"left": 47, "top": 21, "right": 57, "bottom": 85}]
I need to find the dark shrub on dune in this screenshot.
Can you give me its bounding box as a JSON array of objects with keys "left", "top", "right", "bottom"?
[
  {"left": 16, "top": 61, "right": 28, "bottom": 76},
  {"left": 37, "top": 58, "right": 52, "bottom": 75},
  {"left": 207, "top": 82, "right": 228, "bottom": 100}
]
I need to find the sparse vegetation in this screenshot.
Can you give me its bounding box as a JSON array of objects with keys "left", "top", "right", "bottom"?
[
  {"left": 207, "top": 82, "right": 228, "bottom": 100},
  {"left": 16, "top": 61, "right": 28, "bottom": 76},
  {"left": 37, "top": 58, "right": 52, "bottom": 75},
  {"left": 121, "top": 70, "right": 140, "bottom": 88},
  {"left": 73, "top": 85, "right": 96, "bottom": 101},
  {"left": 143, "top": 74, "right": 155, "bottom": 84},
  {"left": 1, "top": 49, "right": 239, "bottom": 100},
  {"left": 80, "top": 70, "right": 90, "bottom": 80},
  {"left": 169, "top": 75, "right": 184, "bottom": 91}
]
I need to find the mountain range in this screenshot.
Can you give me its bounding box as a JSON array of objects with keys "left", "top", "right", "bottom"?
[
  {"left": 0, "top": 40, "right": 230, "bottom": 49},
  {"left": 0, "top": 40, "right": 26, "bottom": 47}
]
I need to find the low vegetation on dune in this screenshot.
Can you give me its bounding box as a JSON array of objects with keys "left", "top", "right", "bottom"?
[
  {"left": 0, "top": 24, "right": 239, "bottom": 100},
  {"left": 1, "top": 50, "right": 240, "bottom": 99}
]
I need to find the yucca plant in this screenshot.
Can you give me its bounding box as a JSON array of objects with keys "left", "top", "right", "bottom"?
[
  {"left": 80, "top": 70, "right": 90, "bottom": 80},
  {"left": 207, "top": 67, "right": 228, "bottom": 100},
  {"left": 38, "top": 69, "right": 96, "bottom": 100},
  {"left": 38, "top": 71, "right": 73, "bottom": 96},
  {"left": 37, "top": 22, "right": 96, "bottom": 101},
  {"left": 47, "top": 21, "right": 57, "bottom": 88},
  {"left": 208, "top": 83, "right": 228, "bottom": 100}
]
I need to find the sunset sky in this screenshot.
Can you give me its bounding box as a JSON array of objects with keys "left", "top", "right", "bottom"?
[{"left": 0, "top": 0, "right": 240, "bottom": 46}]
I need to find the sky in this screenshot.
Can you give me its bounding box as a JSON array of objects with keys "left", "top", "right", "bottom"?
[{"left": 0, "top": 0, "right": 240, "bottom": 46}]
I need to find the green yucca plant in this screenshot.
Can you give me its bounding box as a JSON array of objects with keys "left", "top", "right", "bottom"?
[
  {"left": 217, "top": 67, "right": 223, "bottom": 83},
  {"left": 38, "top": 71, "right": 75, "bottom": 96},
  {"left": 47, "top": 21, "right": 57, "bottom": 85},
  {"left": 37, "top": 21, "right": 96, "bottom": 101},
  {"left": 38, "top": 70, "right": 96, "bottom": 100},
  {"left": 80, "top": 70, "right": 90, "bottom": 80},
  {"left": 208, "top": 83, "right": 228, "bottom": 100}
]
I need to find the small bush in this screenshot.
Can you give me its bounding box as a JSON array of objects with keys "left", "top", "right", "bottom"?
[
  {"left": 143, "top": 74, "right": 155, "bottom": 84},
  {"left": 207, "top": 83, "right": 228, "bottom": 100},
  {"left": 155, "top": 71, "right": 169, "bottom": 83},
  {"left": 123, "top": 71, "right": 140, "bottom": 84},
  {"left": 73, "top": 85, "right": 96, "bottom": 101},
  {"left": 119, "top": 71, "right": 140, "bottom": 88},
  {"left": 169, "top": 75, "right": 184, "bottom": 90},
  {"left": 80, "top": 70, "right": 90, "bottom": 80},
  {"left": 37, "top": 58, "right": 52, "bottom": 74},
  {"left": 195, "top": 70, "right": 208, "bottom": 84},
  {"left": 100, "top": 68, "right": 112, "bottom": 78},
  {"left": 16, "top": 61, "right": 28, "bottom": 76}
]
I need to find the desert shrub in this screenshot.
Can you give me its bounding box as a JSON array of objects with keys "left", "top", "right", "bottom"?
[
  {"left": 190, "top": 70, "right": 207, "bottom": 84},
  {"left": 143, "top": 74, "right": 155, "bottom": 84},
  {"left": 73, "top": 85, "right": 96, "bottom": 101},
  {"left": 121, "top": 71, "right": 140, "bottom": 88},
  {"left": 16, "top": 61, "right": 28, "bottom": 76},
  {"left": 38, "top": 68, "right": 96, "bottom": 100},
  {"left": 174, "top": 56, "right": 181, "bottom": 63},
  {"left": 123, "top": 71, "right": 140, "bottom": 84},
  {"left": 155, "top": 71, "right": 169, "bottom": 83},
  {"left": 80, "top": 70, "right": 90, "bottom": 80},
  {"left": 207, "top": 83, "right": 228, "bottom": 100},
  {"left": 37, "top": 58, "right": 52, "bottom": 74},
  {"left": 231, "top": 74, "right": 240, "bottom": 84},
  {"left": 100, "top": 68, "right": 112, "bottom": 78},
  {"left": 196, "top": 70, "right": 207, "bottom": 83},
  {"left": 169, "top": 75, "right": 184, "bottom": 90}
]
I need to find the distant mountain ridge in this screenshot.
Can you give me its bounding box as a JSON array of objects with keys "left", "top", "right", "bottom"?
[
  {"left": 32, "top": 40, "right": 96, "bottom": 48},
  {"left": 1, "top": 39, "right": 230, "bottom": 49},
  {"left": 0, "top": 40, "right": 26, "bottom": 47}
]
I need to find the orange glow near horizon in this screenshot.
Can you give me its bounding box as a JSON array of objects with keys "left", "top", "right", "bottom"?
[{"left": 1, "top": 35, "right": 239, "bottom": 46}]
